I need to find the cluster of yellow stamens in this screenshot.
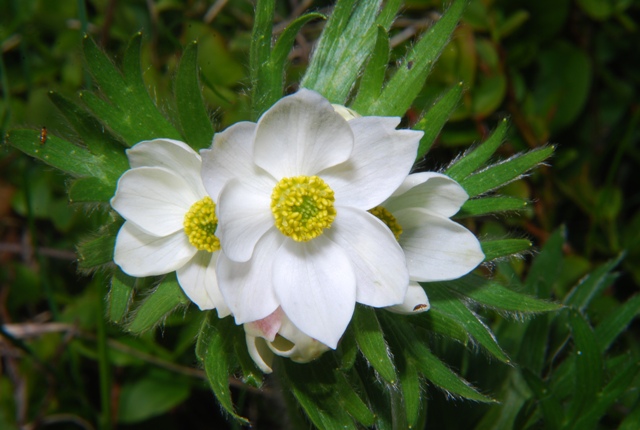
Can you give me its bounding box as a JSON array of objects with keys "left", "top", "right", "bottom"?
[
  {"left": 271, "top": 175, "right": 336, "bottom": 242},
  {"left": 183, "top": 196, "right": 220, "bottom": 252},
  {"left": 368, "top": 206, "right": 403, "bottom": 241}
]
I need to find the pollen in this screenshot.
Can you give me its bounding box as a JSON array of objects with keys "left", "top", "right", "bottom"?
[
  {"left": 271, "top": 176, "right": 336, "bottom": 242},
  {"left": 368, "top": 206, "right": 403, "bottom": 241},
  {"left": 183, "top": 196, "right": 220, "bottom": 252}
]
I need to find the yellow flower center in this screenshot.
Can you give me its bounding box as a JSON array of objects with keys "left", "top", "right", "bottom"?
[
  {"left": 270, "top": 176, "right": 336, "bottom": 242},
  {"left": 183, "top": 197, "right": 220, "bottom": 252},
  {"left": 369, "top": 206, "right": 403, "bottom": 241}
]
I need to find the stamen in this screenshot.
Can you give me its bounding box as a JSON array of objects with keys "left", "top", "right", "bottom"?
[
  {"left": 183, "top": 197, "right": 220, "bottom": 252},
  {"left": 271, "top": 176, "right": 336, "bottom": 242},
  {"left": 369, "top": 206, "right": 403, "bottom": 241}
]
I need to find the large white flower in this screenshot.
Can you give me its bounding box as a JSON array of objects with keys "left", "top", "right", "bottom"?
[
  {"left": 375, "top": 172, "right": 486, "bottom": 314},
  {"left": 244, "top": 308, "right": 330, "bottom": 373},
  {"left": 201, "top": 89, "right": 422, "bottom": 348},
  {"left": 110, "top": 138, "right": 230, "bottom": 316}
]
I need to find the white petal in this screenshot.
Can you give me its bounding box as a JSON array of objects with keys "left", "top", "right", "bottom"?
[
  {"left": 385, "top": 282, "right": 430, "bottom": 315},
  {"left": 216, "top": 178, "right": 274, "bottom": 262},
  {"left": 395, "top": 208, "right": 485, "bottom": 282},
  {"left": 253, "top": 89, "right": 354, "bottom": 178},
  {"left": 111, "top": 167, "right": 199, "bottom": 236},
  {"left": 245, "top": 335, "right": 275, "bottom": 374},
  {"left": 319, "top": 116, "right": 422, "bottom": 209},
  {"left": 114, "top": 222, "right": 196, "bottom": 277},
  {"left": 327, "top": 207, "right": 409, "bottom": 307},
  {"left": 385, "top": 172, "right": 468, "bottom": 218},
  {"left": 176, "top": 251, "right": 231, "bottom": 316},
  {"left": 276, "top": 314, "right": 331, "bottom": 363},
  {"left": 244, "top": 308, "right": 284, "bottom": 342},
  {"left": 272, "top": 235, "right": 356, "bottom": 349},
  {"left": 127, "top": 138, "right": 206, "bottom": 197},
  {"left": 216, "top": 229, "right": 282, "bottom": 324},
  {"left": 201, "top": 122, "right": 274, "bottom": 200}
]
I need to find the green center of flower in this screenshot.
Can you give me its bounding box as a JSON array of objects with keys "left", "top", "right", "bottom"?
[
  {"left": 369, "top": 206, "right": 403, "bottom": 241},
  {"left": 271, "top": 175, "right": 336, "bottom": 242},
  {"left": 183, "top": 196, "right": 220, "bottom": 252}
]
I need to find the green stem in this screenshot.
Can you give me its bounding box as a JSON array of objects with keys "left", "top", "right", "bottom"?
[{"left": 95, "top": 277, "right": 112, "bottom": 430}]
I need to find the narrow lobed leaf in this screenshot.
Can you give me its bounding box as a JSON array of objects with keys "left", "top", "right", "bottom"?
[
  {"left": 456, "top": 196, "right": 528, "bottom": 218},
  {"left": 524, "top": 227, "right": 565, "bottom": 297},
  {"left": 68, "top": 177, "right": 115, "bottom": 204},
  {"left": 351, "top": 26, "right": 390, "bottom": 112},
  {"left": 108, "top": 270, "right": 135, "bottom": 323},
  {"left": 250, "top": 0, "right": 276, "bottom": 119},
  {"left": 481, "top": 238, "right": 532, "bottom": 262},
  {"left": 564, "top": 254, "right": 623, "bottom": 310},
  {"left": 352, "top": 305, "right": 397, "bottom": 384},
  {"left": 595, "top": 294, "right": 640, "bottom": 353}
]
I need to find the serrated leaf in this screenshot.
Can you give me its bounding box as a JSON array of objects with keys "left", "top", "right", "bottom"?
[
  {"left": 351, "top": 26, "right": 390, "bottom": 111},
  {"left": 595, "top": 294, "right": 640, "bottom": 353},
  {"left": 567, "top": 310, "right": 602, "bottom": 423},
  {"left": 301, "top": 0, "right": 402, "bottom": 103},
  {"left": 108, "top": 270, "right": 135, "bottom": 323},
  {"left": 456, "top": 196, "right": 528, "bottom": 218},
  {"left": 446, "top": 118, "right": 508, "bottom": 182},
  {"left": 7, "top": 129, "right": 108, "bottom": 179},
  {"left": 481, "top": 238, "right": 532, "bottom": 261},
  {"left": 427, "top": 285, "right": 510, "bottom": 363},
  {"left": 366, "top": 0, "right": 466, "bottom": 116},
  {"left": 460, "top": 146, "right": 554, "bottom": 198},
  {"left": 201, "top": 316, "right": 249, "bottom": 424},
  {"left": 353, "top": 306, "right": 397, "bottom": 384},
  {"left": 175, "top": 41, "right": 215, "bottom": 150},
  {"left": 564, "top": 254, "right": 623, "bottom": 310},
  {"left": 127, "top": 273, "right": 189, "bottom": 334},
  {"left": 412, "top": 83, "right": 464, "bottom": 160},
  {"left": 445, "top": 274, "right": 562, "bottom": 314},
  {"left": 68, "top": 177, "right": 115, "bottom": 203}
]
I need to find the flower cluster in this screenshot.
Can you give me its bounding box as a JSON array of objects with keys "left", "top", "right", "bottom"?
[{"left": 110, "top": 89, "right": 484, "bottom": 372}]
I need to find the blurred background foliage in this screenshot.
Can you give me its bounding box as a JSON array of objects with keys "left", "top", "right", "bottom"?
[{"left": 1, "top": 0, "right": 639, "bottom": 429}]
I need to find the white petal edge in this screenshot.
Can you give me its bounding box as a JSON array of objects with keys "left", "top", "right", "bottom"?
[
  {"left": 384, "top": 172, "right": 468, "bottom": 218},
  {"left": 272, "top": 235, "right": 357, "bottom": 349},
  {"left": 216, "top": 178, "right": 274, "bottom": 262},
  {"left": 319, "top": 116, "right": 422, "bottom": 209},
  {"left": 245, "top": 335, "right": 275, "bottom": 374},
  {"left": 114, "top": 222, "right": 196, "bottom": 277},
  {"left": 216, "top": 228, "right": 282, "bottom": 324},
  {"left": 111, "top": 167, "right": 199, "bottom": 236},
  {"left": 395, "top": 208, "right": 485, "bottom": 282},
  {"left": 201, "top": 121, "right": 274, "bottom": 200},
  {"left": 127, "top": 138, "right": 207, "bottom": 197},
  {"left": 176, "top": 250, "right": 231, "bottom": 317},
  {"left": 327, "top": 207, "right": 409, "bottom": 307},
  {"left": 385, "top": 282, "right": 430, "bottom": 315},
  {"left": 253, "top": 89, "right": 354, "bottom": 178}
]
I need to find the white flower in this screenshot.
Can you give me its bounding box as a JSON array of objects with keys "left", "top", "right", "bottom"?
[
  {"left": 244, "top": 308, "right": 330, "bottom": 373},
  {"left": 110, "top": 138, "right": 230, "bottom": 316},
  {"left": 376, "top": 172, "right": 486, "bottom": 314},
  {"left": 201, "top": 89, "right": 422, "bottom": 348}
]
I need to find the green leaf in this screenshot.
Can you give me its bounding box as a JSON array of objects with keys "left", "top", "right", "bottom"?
[
  {"left": 564, "top": 254, "right": 623, "bottom": 310},
  {"left": 351, "top": 26, "right": 390, "bottom": 111},
  {"left": 426, "top": 285, "right": 510, "bottom": 363},
  {"left": 520, "top": 369, "right": 563, "bottom": 428},
  {"left": 525, "top": 227, "right": 565, "bottom": 297},
  {"left": 68, "top": 177, "right": 115, "bottom": 203},
  {"left": 366, "top": 0, "right": 467, "bottom": 116},
  {"left": 412, "top": 83, "right": 464, "bottom": 160},
  {"left": 398, "top": 357, "right": 422, "bottom": 427},
  {"left": 301, "top": 0, "right": 402, "bottom": 103},
  {"left": 76, "top": 221, "right": 119, "bottom": 270},
  {"left": 481, "top": 238, "right": 532, "bottom": 261},
  {"left": 117, "top": 369, "right": 191, "bottom": 424},
  {"left": 7, "top": 129, "right": 109, "bottom": 179},
  {"left": 567, "top": 310, "right": 602, "bottom": 423},
  {"left": 456, "top": 196, "right": 528, "bottom": 218},
  {"left": 445, "top": 274, "right": 562, "bottom": 314},
  {"left": 108, "top": 270, "right": 135, "bottom": 323},
  {"left": 127, "top": 273, "right": 189, "bottom": 334},
  {"left": 201, "top": 316, "right": 249, "bottom": 424},
  {"left": 250, "top": 0, "right": 275, "bottom": 119},
  {"left": 175, "top": 41, "right": 215, "bottom": 150},
  {"left": 595, "top": 294, "right": 640, "bottom": 353},
  {"left": 82, "top": 35, "right": 182, "bottom": 145},
  {"left": 445, "top": 118, "right": 508, "bottom": 182},
  {"left": 413, "top": 308, "right": 470, "bottom": 345},
  {"left": 352, "top": 306, "right": 397, "bottom": 384},
  {"left": 460, "top": 146, "right": 555, "bottom": 198}
]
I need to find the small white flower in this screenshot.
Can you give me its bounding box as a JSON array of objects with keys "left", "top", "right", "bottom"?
[
  {"left": 201, "top": 89, "right": 423, "bottom": 348},
  {"left": 244, "top": 308, "right": 330, "bottom": 373},
  {"left": 110, "top": 138, "right": 230, "bottom": 316}
]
